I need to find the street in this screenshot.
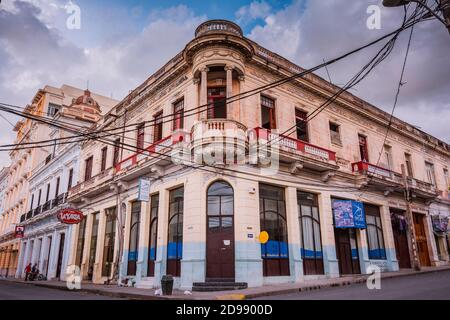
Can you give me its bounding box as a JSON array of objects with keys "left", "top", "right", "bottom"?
[
  {"left": 0, "top": 280, "right": 121, "bottom": 300},
  {"left": 253, "top": 270, "right": 450, "bottom": 300}
]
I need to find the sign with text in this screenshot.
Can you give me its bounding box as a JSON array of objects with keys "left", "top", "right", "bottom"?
[
  {"left": 333, "top": 200, "right": 366, "bottom": 229},
  {"left": 57, "top": 208, "right": 84, "bottom": 224},
  {"left": 138, "top": 178, "right": 151, "bottom": 202},
  {"left": 15, "top": 226, "right": 25, "bottom": 238}
]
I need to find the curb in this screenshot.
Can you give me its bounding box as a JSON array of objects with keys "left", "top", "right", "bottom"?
[
  {"left": 240, "top": 266, "right": 450, "bottom": 300},
  {"left": 1, "top": 279, "right": 189, "bottom": 300}
]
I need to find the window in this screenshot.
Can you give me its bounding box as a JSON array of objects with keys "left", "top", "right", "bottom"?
[
  {"left": 383, "top": 145, "right": 393, "bottom": 171},
  {"left": 329, "top": 122, "right": 341, "bottom": 145},
  {"left": 425, "top": 162, "right": 436, "bottom": 186},
  {"left": 443, "top": 169, "right": 449, "bottom": 189},
  {"left": 84, "top": 156, "right": 93, "bottom": 181},
  {"left": 88, "top": 213, "right": 99, "bottom": 280},
  {"left": 153, "top": 111, "right": 163, "bottom": 142},
  {"left": 67, "top": 168, "right": 74, "bottom": 190},
  {"left": 167, "top": 187, "right": 184, "bottom": 277},
  {"left": 261, "top": 96, "right": 276, "bottom": 130},
  {"left": 173, "top": 99, "right": 184, "bottom": 130},
  {"left": 47, "top": 103, "right": 60, "bottom": 117},
  {"left": 45, "top": 183, "right": 50, "bottom": 202},
  {"left": 405, "top": 153, "right": 413, "bottom": 178},
  {"left": 102, "top": 207, "right": 117, "bottom": 277},
  {"left": 37, "top": 189, "right": 42, "bottom": 206},
  {"left": 75, "top": 217, "right": 87, "bottom": 267},
  {"left": 127, "top": 202, "right": 141, "bottom": 276},
  {"left": 358, "top": 134, "right": 369, "bottom": 162},
  {"left": 365, "top": 204, "right": 386, "bottom": 260},
  {"left": 259, "top": 184, "right": 290, "bottom": 276},
  {"left": 295, "top": 109, "right": 308, "bottom": 142},
  {"left": 147, "top": 194, "right": 159, "bottom": 277},
  {"left": 136, "top": 124, "right": 145, "bottom": 151},
  {"left": 298, "top": 192, "right": 324, "bottom": 275},
  {"left": 113, "top": 139, "right": 121, "bottom": 166},
  {"left": 55, "top": 177, "right": 60, "bottom": 198},
  {"left": 101, "top": 147, "right": 107, "bottom": 171},
  {"left": 30, "top": 194, "right": 34, "bottom": 210},
  {"left": 207, "top": 87, "right": 226, "bottom": 119}
]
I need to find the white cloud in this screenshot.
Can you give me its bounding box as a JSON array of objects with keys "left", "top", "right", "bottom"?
[
  {"left": 236, "top": 0, "right": 271, "bottom": 25},
  {"left": 245, "top": 0, "right": 450, "bottom": 143}
]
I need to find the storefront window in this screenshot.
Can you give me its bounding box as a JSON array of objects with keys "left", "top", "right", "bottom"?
[
  {"left": 127, "top": 202, "right": 141, "bottom": 276},
  {"left": 365, "top": 204, "right": 386, "bottom": 260},
  {"left": 259, "top": 184, "right": 290, "bottom": 276},
  {"left": 88, "top": 213, "right": 99, "bottom": 281},
  {"left": 147, "top": 194, "right": 159, "bottom": 277},
  {"left": 75, "top": 217, "right": 87, "bottom": 267},
  {"left": 297, "top": 192, "right": 324, "bottom": 275},
  {"left": 102, "top": 207, "right": 116, "bottom": 277},
  {"left": 167, "top": 187, "right": 184, "bottom": 277}
]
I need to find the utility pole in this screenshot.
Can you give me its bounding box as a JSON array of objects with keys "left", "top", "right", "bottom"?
[{"left": 401, "top": 164, "right": 421, "bottom": 271}]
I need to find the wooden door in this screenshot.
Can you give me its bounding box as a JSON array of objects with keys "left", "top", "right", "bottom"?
[
  {"left": 207, "top": 87, "right": 226, "bottom": 119},
  {"left": 56, "top": 234, "right": 65, "bottom": 279},
  {"left": 206, "top": 217, "right": 235, "bottom": 280},
  {"left": 391, "top": 212, "right": 411, "bottom": 269},
  {"left": 335, "top": 228, "right": 360, "bottom": 275},
  {"left": 413, "top": 213, "right": 431, "bottom": 266}
]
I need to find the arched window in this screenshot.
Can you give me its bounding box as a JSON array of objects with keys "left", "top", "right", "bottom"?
[
  {"left": 206, "top": 181, "right": 234, "bottom": 279},
  {"left": 298, "top": 191, "right": 324, "bottom": 275},
  {"left": 259, "top": 184, "right": 290, "bottom": 276},
  {"left": 127, "top": 202, "right": 141, "bottom": 276},
  {"left": 167, "top": 187, "right": 184, "bottom": 277},
  {"left": 147, "top": 194, "right": 159, "bottom": 277}
]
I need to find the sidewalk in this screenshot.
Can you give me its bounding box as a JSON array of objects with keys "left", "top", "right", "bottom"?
[{"left": 2, "top": 265, "right": 450, "bottom": 300}]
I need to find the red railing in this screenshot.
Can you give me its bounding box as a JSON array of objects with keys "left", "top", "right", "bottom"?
[
  {"left": 253, "top": 127, "right": 336, "bottom": 161},
  {"left": 114, "top": 132, "right": 188, "bottom": 172},
  {"left": 351, "top": 161, "right": 393, "bottom": 178}
]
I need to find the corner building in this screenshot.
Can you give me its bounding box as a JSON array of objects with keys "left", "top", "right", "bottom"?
[{"left": 67, "top": 20, "right": 450, "bottom": 290}]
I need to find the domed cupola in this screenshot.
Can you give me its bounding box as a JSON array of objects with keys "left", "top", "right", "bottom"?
[{"left": 64, "top": 89, "right": 102, "bottom": 122}]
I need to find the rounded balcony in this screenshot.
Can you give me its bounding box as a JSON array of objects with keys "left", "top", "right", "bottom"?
[
  {"left": 191, "top": 119, "right": 248, "bottom": 165},
  {"left": 195, "top": 20, "right": 243, "bottom": 38}
]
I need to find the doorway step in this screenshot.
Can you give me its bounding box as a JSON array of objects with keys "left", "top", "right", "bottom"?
[{"left": 192, "top": 281, "right": 248, "bottom": 292}]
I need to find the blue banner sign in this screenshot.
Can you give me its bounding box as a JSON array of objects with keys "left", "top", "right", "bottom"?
[{"left": 333, "top": 200, "right": 366, "bottom": 229}]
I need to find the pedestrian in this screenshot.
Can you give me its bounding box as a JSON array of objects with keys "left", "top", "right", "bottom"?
[
  {"left": 30, "top": 263, "right": 38, "bottom": 281},
  {"left": 24, "top": 263, "right": 32, "bottom": 281}
]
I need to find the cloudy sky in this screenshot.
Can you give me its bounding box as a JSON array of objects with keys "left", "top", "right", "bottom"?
[{"left": 0, "top": 0, "right": 449, "bottom": 168}]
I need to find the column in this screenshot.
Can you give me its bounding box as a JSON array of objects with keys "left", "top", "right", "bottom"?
[
  {"left": 154, "top": 188, "right": 169, "bottom": 288},
  {"left": 357, "top": 229, "right": 370, "bottom": 274},
  {"left": 136, "top": 200, "right": 150, "bottom": 284},
  {"left": 199, "top": 67, "right": 209, "bottom": 120},
  {"left": 380, "top": 205, "right": 399, "bottom": 271},
  {"left": 15, "top": 240, "right": 26, "bottom": 278},
  {"left": 94, "top": 209, "right": 106, "bottom": 283},
  {"left": 4, "top": 245, "right": 11, "bottom": 277},
  {"left": 225, "top": 65, "right": 233, "bottom": 120},
  {"left": 317, "top": 192, "right": 339, "bottom": 277},
  {"left": 238, "top": 75, "right": 245, "bottom": 122},
  {"left": 285, "top": 187, "right": 303, "bottom": 282},
  {"left": 424, "top": 214, "right": 440, "bottom": 266},
  {"left": 38, "top": 236, "right": 49, "bottom": 274},
  {"left": 180, "top": 174, "right": 205, "bottom": 290},
  {"left": 81, "top": 213, "right": 94, "bottom": 279},
  {"left": 120, "top": 201, "right": 132, "bottom": 282},
  {"left": 47, "top": 230, "right": 59, "bottom": 279},
  {"left": 234, "top": 179, "right": 263, "bottom": 287},
  {"left": 192, "top": 78, "right": 200, "bottom": 123}
]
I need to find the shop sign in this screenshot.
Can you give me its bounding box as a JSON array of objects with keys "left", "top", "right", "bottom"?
[
  {"left": 333, "top": 200, "right": 366, "bottom": 229},
  {"left": 138, "top": 178, "right": 151, "bottom": 202},
  {"left": 57, "top": 208, "right": 84, "bottom": 224},
  {"left": 15, "top": 226, "right": 25, "bottom": 238}
]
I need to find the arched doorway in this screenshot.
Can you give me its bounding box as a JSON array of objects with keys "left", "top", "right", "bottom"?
[{"left": 206, "top": 181, "right": 235, "bottom": 280}]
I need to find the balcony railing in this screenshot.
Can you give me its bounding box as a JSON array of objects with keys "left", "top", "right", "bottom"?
[
  {"left": 253, "top": 127, "right": 337, "bottom": 172},
  {"left": 352, "top": 161, "right": 438, "bottom": 198},
  {"left": 68, "top": 167, "right": 114, "bottom": 200},
  {"left": 115, "top": 133, "right": 187, "bottom": 172},
  {"left": 22, "top": 193, "right": 68, "bottom": 223}
]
